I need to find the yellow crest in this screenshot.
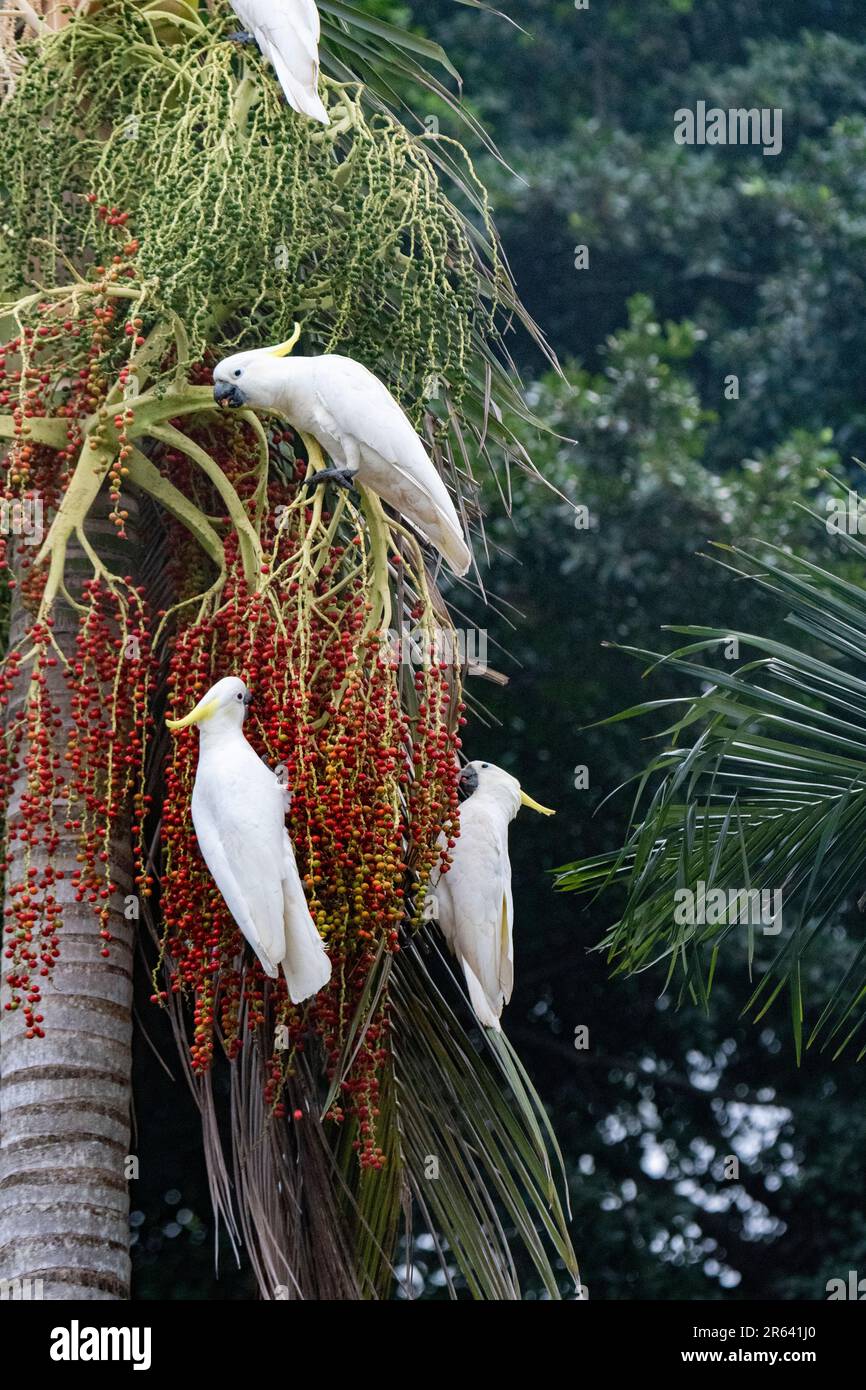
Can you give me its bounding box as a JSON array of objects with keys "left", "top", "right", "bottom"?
[{"left": 268, "top": 323, "right": 302, "bottom": 358}]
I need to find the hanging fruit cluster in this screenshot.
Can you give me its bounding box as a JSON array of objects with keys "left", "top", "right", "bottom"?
[
  {"left": 0, "top": 214, "right": 155, "bottom": 1034},
  {"left": 155, "top": 422, "right": 463, "bottom": 1168},
  {"left": 0, "top": 578, "right": 154, "bottom": 1032},
  {"left": 0, "top": 631, "right": 62, "bottom": 1037}
]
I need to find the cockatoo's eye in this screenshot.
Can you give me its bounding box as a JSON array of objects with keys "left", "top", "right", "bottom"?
[
  {"left": 233, "top": 369, "right": 242, "bottom": 378},
  {"left": 236, "top": 692, "right": 243, "bottom": 701}
]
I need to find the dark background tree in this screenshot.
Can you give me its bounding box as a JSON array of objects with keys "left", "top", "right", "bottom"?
[{"left": 130, "top": 0, "right": 866, "bottom": 1297}]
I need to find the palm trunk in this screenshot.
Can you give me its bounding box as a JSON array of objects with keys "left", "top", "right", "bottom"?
[{"left": 0, "top": 503, "right": 137, "bottom": 1300}]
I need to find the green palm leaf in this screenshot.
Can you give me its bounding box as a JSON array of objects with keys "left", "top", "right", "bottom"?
[
  {"left": 558, "top": 483, "right": 866, "bottom": 1057},
  {"left": 390, "top": 929, "right": 578, "bottom": 1299}
]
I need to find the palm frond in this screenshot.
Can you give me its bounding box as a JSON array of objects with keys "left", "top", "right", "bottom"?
[
  {"left": 391, "top": 928, "right": 578, "bottom": 1299},
  {"left": 557, "top": 482, "right": 866, "bottom": 1057}
]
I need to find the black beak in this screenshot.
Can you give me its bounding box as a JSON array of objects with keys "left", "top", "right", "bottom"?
[
  {"left": 457, "top": 765, "right": 479, "bottom": 801},
  {"left": 243, "top": 691, "right": 253, "bottom": 707},
  {"left": 214, "top": 381, "right": 245, "bottom": 408}
]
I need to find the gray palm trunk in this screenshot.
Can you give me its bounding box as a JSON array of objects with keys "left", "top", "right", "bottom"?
[{"left": 0, "top": 506, "right": 137, "bottom": 1300}]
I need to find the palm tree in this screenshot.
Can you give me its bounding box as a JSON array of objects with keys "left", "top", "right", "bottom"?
[
  {"left": 0, "top": 2, "right": 578, "bottom": 1299},
  {"left": 558, "top": 474, "right": 866, "bottom": 1063}
]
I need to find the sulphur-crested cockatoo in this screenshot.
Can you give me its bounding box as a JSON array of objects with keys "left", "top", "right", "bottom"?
[
  {"left": 228, "top": 0, "right": 329, "bottom": 125},
  {"left": 166, "top": 675, "right": 331, "bottom": 1003},
  {"left": 433, "top": 760, "right": 554, "bottom": 1030},
  {"left": 213, "top": 328, "right": 472, "bottom": 577}
]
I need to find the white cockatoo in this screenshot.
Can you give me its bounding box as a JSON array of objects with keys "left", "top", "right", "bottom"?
[
  {"left": 166, "top": 675, "right": 331, "bottom": 1003},
  {"left": 212, "top": 328, "right": 472, "bottom": 577},
  {"left": 433, "top": 760, "right": 554, "bottom": 1031},
  {"left": 228, "top": 0, "right": 329, "bottom": 125}
]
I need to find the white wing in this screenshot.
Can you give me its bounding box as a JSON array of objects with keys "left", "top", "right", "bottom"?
[
  {"left": 192, "top": 764, "right": 287, "bottom": 976},
  {"left": 230, "top": 0, "right": 329, "bottom": 124},
  {"left": 311, "top": 355, "right": 471, "bottom": 576},
  {"left": 434, "top": 801, "right": 514, "bottom": 1029},
  {"left": 192, "top": 740, "right": 329, "bottom": 1003}
]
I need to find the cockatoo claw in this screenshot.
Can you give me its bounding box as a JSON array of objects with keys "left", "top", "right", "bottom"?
[
  {"left": 228, "top": 30, "right": 255, "bottom": 44},
  {"left": 305, "top": 467, "right": 360, "bottom": 498}
]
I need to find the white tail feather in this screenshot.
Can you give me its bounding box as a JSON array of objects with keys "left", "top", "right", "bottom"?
[
  {"left": 280, "top": 834, "right": 331, "bottom": 1002},
  {"left": 436, "top": 521, "right": 472, "bottom": 578},
  {"left": 462, "top": 957, "right": 502, "bottom": 1030},
  {"left": 264, "top": 37, "right": 329, "bottom": 125}
]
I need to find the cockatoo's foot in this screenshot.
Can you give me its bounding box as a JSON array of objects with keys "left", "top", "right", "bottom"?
[
  {"left": 228, "top": 30, "right": 255, "bottom": 43},
  {"left": 305, "top": 467, "right": 360, "bottom": 497}
]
